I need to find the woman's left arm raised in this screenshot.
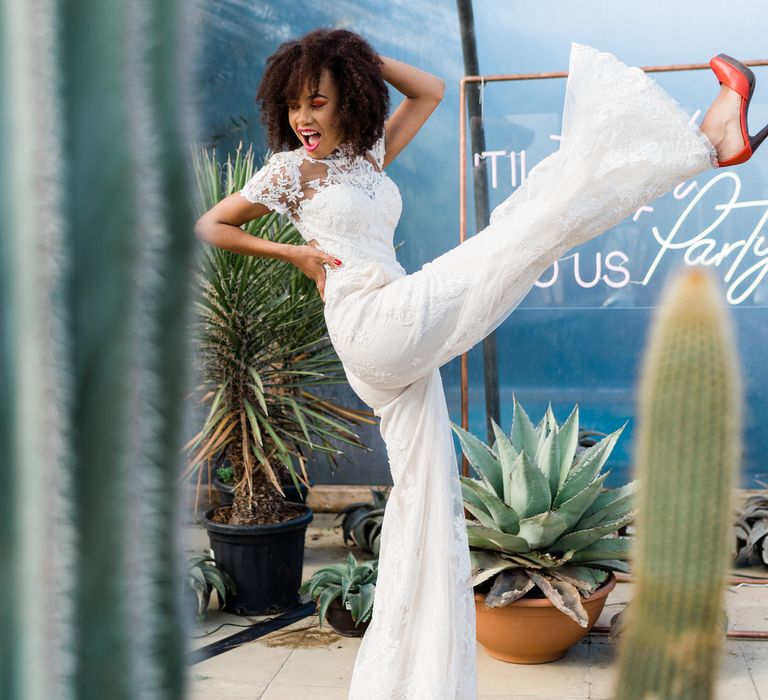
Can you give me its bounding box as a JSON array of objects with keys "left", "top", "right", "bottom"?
[{"left": 378, "top": 55, "right": 444, "bottom": 167}]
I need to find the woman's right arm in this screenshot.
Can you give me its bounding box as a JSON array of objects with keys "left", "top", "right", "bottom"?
[
  {"left": 194, "top": 194, "right": 294, "bottom": 260},
  {"left": 194, "top": 194, "right": 343, "bottom": 301}
]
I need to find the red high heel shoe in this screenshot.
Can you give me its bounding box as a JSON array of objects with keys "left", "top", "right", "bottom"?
[{"left": 709, "top": 54, "right": 768, "bottom": 167}]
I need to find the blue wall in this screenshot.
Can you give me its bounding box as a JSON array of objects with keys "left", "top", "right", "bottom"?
[{"left": 193, "top": 1, "right": 768, "bottom": 488}]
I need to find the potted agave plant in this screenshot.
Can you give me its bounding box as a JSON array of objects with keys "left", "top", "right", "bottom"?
[
  {"left": 186, "top": 555, "right": 237, "bottom": 621},
  {"left": 734, "top": 480, "right": 768, "bottom": 568},
  {"left": 335, "top": 487, "right": 389, "bottom": 555},
  {"left": 452, "top": 396, "right": 636, "bottom": 664},
  {"left": 182, "top": 144, "right": 375, "bottom": 615},
  {"left": 299, "top": 553, "right": 377, "bottom": 637}
]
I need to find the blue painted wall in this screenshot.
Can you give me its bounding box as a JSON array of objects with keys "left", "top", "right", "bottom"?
[{"left": 193, "top": 1, "right": 768, "bottom": 488}]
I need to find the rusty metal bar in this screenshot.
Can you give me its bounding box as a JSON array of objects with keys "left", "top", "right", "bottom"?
[{"left": 457, "top": 58, "right": 768, "bottom": 474}]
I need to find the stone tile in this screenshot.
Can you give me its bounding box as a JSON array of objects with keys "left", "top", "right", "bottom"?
[
  {"left": 260, "top": 683, "right": 348, "bottom": 699},
  {"left": 587, "top": 638, "right": 758, "bottom": 700},
  {"left": 187, "top": 677, "right": 267, "bottom": 700},
  {"left": 271, "top": 628, "right": 361, "bottom": 688},
  {"left": 724, "top": 583, "right": 768, "bottom": 632},
  {"left": 741, "top": 641, "right": 768, "bottom": 700},
  {"left": 477, "top": 639, "right": 589, "bottom": 698},
  {"left": 189, "top": 639, "right": 295, "bottom": 690}
]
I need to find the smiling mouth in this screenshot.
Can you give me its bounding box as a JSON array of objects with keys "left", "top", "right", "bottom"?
[{"left": 299, "top": 131, "right": 321, "bottom": 151}]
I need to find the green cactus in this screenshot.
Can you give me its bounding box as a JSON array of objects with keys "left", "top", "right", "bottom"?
[
  {"left": 613, "top": 267, "right": 742, "bottom": 700},
  {"left": 1, "top": 1, "right": 194, "bottom": 698}
]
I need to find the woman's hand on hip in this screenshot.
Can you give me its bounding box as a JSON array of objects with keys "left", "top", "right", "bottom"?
[{"left": 289, "top": 240, "right": 342, "bottom": 302}]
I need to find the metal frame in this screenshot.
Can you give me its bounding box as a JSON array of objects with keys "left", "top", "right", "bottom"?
[{"left": 457, "top": 57, "right": 768, "bottom": 476}]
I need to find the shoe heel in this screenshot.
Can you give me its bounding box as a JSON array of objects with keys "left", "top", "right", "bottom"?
[{"left": 751, "top": 122, "right": 768, "bottom": 153}]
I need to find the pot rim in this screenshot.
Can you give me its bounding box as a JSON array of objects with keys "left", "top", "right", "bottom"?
[
  {"left": 203, "top": 504, "right": 313, "bottom": 534},
  {"left": 473, "top": 571, "right": 616, "bottom": 607}
]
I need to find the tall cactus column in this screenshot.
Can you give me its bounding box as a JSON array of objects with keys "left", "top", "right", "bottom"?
[
  {"left": 1, "top": 1, "right": 200, "bottom": 699},
  {"left": 613, "top": 267, "right": 743, "bottom": 700}
]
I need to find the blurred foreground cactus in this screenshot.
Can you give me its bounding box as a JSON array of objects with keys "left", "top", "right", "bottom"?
[
  {"left": 613, "top": 267, "right": 742, "bottom": 700},
  {"left": 2, "top": 1, "right": 196, "bottom": 698}
]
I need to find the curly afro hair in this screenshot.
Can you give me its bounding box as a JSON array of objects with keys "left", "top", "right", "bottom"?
[{"left": 256, "top": 28, "right": 390, "bottom": 158}]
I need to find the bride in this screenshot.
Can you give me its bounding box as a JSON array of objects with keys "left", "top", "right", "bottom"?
[{"left": 194, "top": 28, "right": 765, "bottom": 700}]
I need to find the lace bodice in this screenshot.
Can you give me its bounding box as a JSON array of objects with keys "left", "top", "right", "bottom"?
[{"left": 239, "top": 135, "right": 405, "bottom": 276}]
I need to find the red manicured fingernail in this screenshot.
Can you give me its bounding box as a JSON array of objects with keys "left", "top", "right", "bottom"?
[{"left": 334, "top": 259, "right": 342, "bottom": 265}]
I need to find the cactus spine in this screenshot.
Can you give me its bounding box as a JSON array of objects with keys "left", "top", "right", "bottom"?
[{"left": 613, "top": 267, "right": 742, "bottom": 700}]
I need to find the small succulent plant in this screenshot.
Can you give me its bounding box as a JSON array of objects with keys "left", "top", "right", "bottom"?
[
  {"left": 452, "top": 396, "right": 636, "bottom": 628},
  {"left": 734, "top": 481, "right": 768, "bottom": 567},
  {"left": 335, "top": 487, "right": 389, "bottom": 555},
  {"left": 299, "top": 552, "right": 378, "bottom": 628},
  {"left": 186, "top": 555, "right": 237, "bottom": 620}
]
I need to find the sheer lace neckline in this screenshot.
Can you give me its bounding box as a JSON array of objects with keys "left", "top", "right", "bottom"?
[{"left": 298, "top": 142, "right": 358, "bottom": 164}]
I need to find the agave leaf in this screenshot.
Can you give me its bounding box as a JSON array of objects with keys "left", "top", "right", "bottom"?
[
  {"left": 452, "top": 423, "right": 504, "bottom": 498},
  {"left": 553, "top": 424, "right": 625, "bottom": 508},
  {"left": 557, "top": 404, "right": 580, "bottom": 487},
  {"left": 466, "top": 523, "right": 531, "bottom": 553},
  {"left": 461, "top": 476, "right": 520, "bottom": 534},
  {"left": 460, "top": 477, "right": 493, "bottom": 516},
  {"left": 203, "top": 570, "right": 229, "bottom": 604},
  {"left": 469, "top": 550, "right": 520, "bottom": 587},
  {"left": 517, "top": 511, "right": 570, "bottom": 550},
  {"left": 485, "top": 569, "right": 535, "bottom": 607},
  {"left": 550, "top": 517, "right": 633, "bottom": 554},
  {"left": 511, "top": 395, "right": 539, "bottom": 458},
  {"left": 464, "top": 502, "right": 501, "bottom": 530},
  {"left": 570, "top": 537, "right": 633, "bottom": 563},
  {"left": 535, "top": 421, "right": 562, "bottom": 498},
  {"left": 748, "top": 520, "right": 768, "bottom": 548},
  {"left": 308, "top": 570, "right": 343, "bottom": 599},
  {"left": 490, "top": 419, "right": 518, "bottom": 504},
  {"left": 506, "top": 550, "right": 572, "bottom": 569},
  {"left": 577, "top": 496, "right": 636, "bottom": 532},
  {"left": 534, "top": 403, "right": 556, "bottom": 455},
  {"left": 508, "top": 450, "right": 552, "bottom": 518},
  {"left": 550, "top": 564, "right": 608, "bottom": 596},
  {"left": 355, "top": 582, "right": 376, "bottom": 624},
  {"left": 554, "top": 474, "right": 609, "bottom": 531},
  {"left": 589, "top": 559, "right": 631, "bottom": 573},
  {"left": 528, "top": 571, "right": 589, "bottom": 627},
  {"left": 189, "top": 567, "right": 207, "bottom": 589},
  {"left": 584, "top": 479, "right": 640, "bottom": 518},
  {"left": 317, "top": 585, "right": 342, "bottom": 627}
]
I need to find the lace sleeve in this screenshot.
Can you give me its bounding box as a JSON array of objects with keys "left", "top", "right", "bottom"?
[{"left": 239, "top": 151, "right": 301, "bottom": 215}]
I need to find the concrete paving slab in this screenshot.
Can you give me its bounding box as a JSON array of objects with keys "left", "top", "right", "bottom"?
[
  {"left": 183, "top": 521, "right": 768, "bottom": 700},
  {"left": 587, "top": 636, "right": 759, "bottom": 700}
]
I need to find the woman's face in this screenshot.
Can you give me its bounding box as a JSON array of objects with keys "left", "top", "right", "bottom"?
[{"left": 287, "top": 68, "right": 342, "bottom": 159}]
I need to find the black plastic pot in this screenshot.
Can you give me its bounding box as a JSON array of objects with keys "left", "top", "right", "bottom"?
[
  {"left": 282, "top": 481, "right": 310, "bottom": 503},
  {"left": 212, "top": 474, "right": 234, "bottom": 505},
  {"left": 204, "top": 504, "right": 313, "bottom": 616},
  {"left": 324, "top": 597, "right": 371, "bottom": 637}
]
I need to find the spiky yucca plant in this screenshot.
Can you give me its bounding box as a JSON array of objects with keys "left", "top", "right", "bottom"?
[
  {"left": 182, "top": 144, "right": 375, "bottom": 525},
  {"left": 452, "top": 397, "right": 635, "bottom": 627}
]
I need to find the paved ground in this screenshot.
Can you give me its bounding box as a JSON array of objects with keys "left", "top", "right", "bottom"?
[{"left": 184, "top": 513, "right": 767, "bottom": 700}]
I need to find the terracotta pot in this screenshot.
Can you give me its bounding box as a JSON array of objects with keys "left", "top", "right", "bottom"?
[
  {"left": 324, "top": 597, "right": 371, "bottom": 637},
  {"left": 474, "top": 572, "right": 616, "bottom": 664}
]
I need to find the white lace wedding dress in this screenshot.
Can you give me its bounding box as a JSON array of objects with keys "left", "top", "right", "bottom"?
[{"left": 240, "top": 43, "right": 718, "bottom": 700}]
